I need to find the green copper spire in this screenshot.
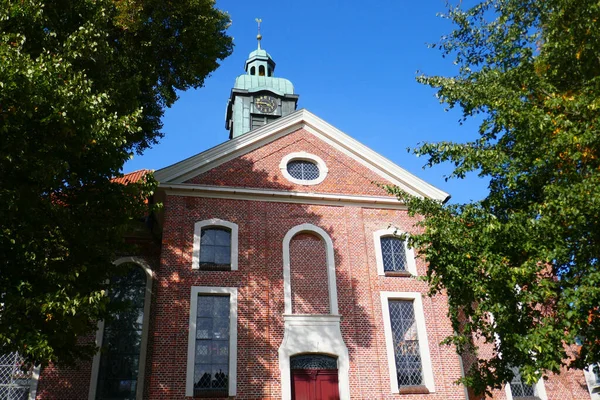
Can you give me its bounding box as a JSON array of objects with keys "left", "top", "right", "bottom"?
[{"left": 225, "top": 20, "right": 299, "bottom": 139}]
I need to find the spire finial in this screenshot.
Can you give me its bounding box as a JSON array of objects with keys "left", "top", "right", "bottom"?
[{"left": 255, "top": 18, "right": 262, "bottom": 49}]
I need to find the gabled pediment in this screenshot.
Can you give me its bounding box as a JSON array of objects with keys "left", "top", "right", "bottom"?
[{"left": 154, "top": 109, "right": 449, "bottom": 202}]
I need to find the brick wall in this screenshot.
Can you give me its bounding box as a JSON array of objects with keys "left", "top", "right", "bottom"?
[
  {"left": 146, "top": 194, "right": 467, "bottom": 399},
  {"left": 290, "top": 233, "right": 329, "bottom": 314}
]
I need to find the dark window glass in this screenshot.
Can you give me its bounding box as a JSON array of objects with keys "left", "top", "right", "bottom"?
[
  {"left": 259, "top": 65, "right": 265, "bottom": 76},
  {"left": 194, "top": 295, "right": 230, "bottom": 398},
  {"left": 200, "top": 228, "right": 231, "bottom": 269},
  {"left": 381, "top": 237, "right": 408, "bottom": 272},
  {"left": 97, "top": 265, "right": 147, "bottom": 400},
  {"left": 286, "top": 160, "right": 320, "bottom": 181},
  {"left": 0, "top": 352, "right": 33, "bottom": 400},
  {"left": 389, "top": 300, "right": 424, "bottom": 387},
  {"left": 510, "top": 368, "right": 539, "bottom": 399},
  {"left": 250, "top": 66, "right": 255, "bottom": 75}
]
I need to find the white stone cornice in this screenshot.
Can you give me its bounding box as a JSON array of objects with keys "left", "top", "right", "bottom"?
[{"left": 159, "top": 183, "right": 408, "bottom": 209}]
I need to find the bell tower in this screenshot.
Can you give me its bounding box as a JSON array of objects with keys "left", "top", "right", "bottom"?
[{"left": 225, "top": 19, "right": 299, "bottom": 139}]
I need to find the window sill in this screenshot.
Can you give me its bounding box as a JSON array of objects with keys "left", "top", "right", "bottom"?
[
  {"left": 384, "top": 271, "right": 413, "bottom": 277},
  {"left": 397, "top": 385, "right": 430, "bottom": 394}
]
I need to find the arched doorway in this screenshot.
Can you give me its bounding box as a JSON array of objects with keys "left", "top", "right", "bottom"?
[{"left": 290, "top": 354, "right": 339, "bottom": 400}]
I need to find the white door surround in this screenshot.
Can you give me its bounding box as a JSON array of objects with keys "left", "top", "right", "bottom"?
[{"left": 279, "top": 224, "right": 350, "bottom": 400}]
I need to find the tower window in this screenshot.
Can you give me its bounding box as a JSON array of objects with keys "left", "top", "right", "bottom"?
[
  {"left": 250, "top": 66, "right": 255, "bottom": 75},
  {"left": 268, "top": 68, "right": 272, "bottom": 77},
  {"left": 259, "top": 65, "right": 265, "bottom": 76}
]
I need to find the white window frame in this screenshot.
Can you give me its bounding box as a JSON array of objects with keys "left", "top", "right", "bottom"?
[
  {"left": 186, "top": 286, "right": 238, "bottom": 397},
  {"left": 88, "top": 257, "right": 154, "bottom": 400},
  {"left": 505, "top": 368, "right": 548, "bottom": 400},
  {"left": 585, "top": 363, "right": 600, "bottom": 400},
  {"left": 279, "top": 152, "right": 328, "bottom": 185},
  {"left": 192, "top": 219, "right": 239, "bottom": 271},
  {"left": 373, "top": 228, "right": 417, "bottom": 276},
  {"left": 380, "top": 291, "right": 435, "bottom": 393}
]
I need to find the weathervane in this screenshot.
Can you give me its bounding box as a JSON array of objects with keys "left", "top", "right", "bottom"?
[{"left": 255, "top": 18, "right": 262, "bottom": 49}]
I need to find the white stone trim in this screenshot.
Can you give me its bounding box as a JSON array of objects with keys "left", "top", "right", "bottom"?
[
  {"left": 278, "top": 315, "right": 350, "bottom": 400},
  {"left": 192, "top": 218, "right": 239, "bottom": 271},
  {"left": 154, "top": 109, "right": 449, "bottom": 202},
  {"left": 162, "top": 183, "right": 408, "bottom": 210},
  {"left": 28, "top": 366, "right": 40, "bottom": 400},
  {"left": 88, "top": 257, "right": 154, "bottom": 400},
  {"left": 373, "top": 228, "right": 417, "bottom": 276},
  {"left": 380, "top": 291, "right": 435, "bottom": 393},
  {"left": 505, "top": 373, "right": 548, "bottom": 400},
  {"left": 584, "top": 364, "right": 600, "bottom": 400},
  {"left": 279, "top": 152, "right": 328, "bottom": 185},
  {"left": 185, "top": 286, "right": 238, "bottom": 397},
  {"left": 282, "top": 223, "right": 338, "bottom": 315}
]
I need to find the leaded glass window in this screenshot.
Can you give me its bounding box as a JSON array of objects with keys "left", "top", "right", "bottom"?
[
  {"left": 199, "top": 228, "right": 231, "bottom": 269},
  {"left": 509, "top": 368, "right": 540, "bottom": 399},
  {"left": 389, "top": 300, "right": 424, "bottom": 387},
  {"left": 290, "top": 354, "right": 337, "bottom": 370},
  {"left": 381, "top": 237, "right": 408, "bottom": 272},
  {"left": 286, "top": 160, "right": 320, "bottom": 181},
  {"left": 194, "top": 295, "right": 230, "bottom": 397},
  {"left": 0, "top": 352, "right": 33, "bottom": 400},
  {"left": 97, "top": 265, "right": 147, "bottom": 400}
]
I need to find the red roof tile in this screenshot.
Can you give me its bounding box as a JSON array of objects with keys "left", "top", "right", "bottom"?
[{"left": 112, "top": 169, "right": 152, "bottom": 185}]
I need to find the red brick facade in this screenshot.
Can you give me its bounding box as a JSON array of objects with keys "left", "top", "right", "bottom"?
[{"left": 36, "top": 125, "right": 590, "bottom": 399}]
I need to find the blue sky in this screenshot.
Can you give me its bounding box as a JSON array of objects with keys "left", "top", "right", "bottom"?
[{"left": 124, "top": 0, "right": 489, "bottom": 204}]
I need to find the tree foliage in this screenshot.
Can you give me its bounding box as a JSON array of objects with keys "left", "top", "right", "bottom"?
[
  {"left": 386, "top": 0, "right": 600, "bottom": 394},
  {"left": 0, "top": 0, "right": 232, "bottom": 367}
]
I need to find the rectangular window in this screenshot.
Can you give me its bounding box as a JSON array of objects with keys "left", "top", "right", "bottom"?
[
  {"left": 381, "top": 237, "right": 408, "bottom": 272},
  {"left": 381, "top": 292, "right": 435, "bottom": 394},
  {"left": 194, "top": 295, "right": 230, "bottom": 397},
  {"left": 186, "top": 287, "right": 237, "bottom": 398},
  {"left": 0, "top": 352, "right": 38, "bottom": 400},
  {"left": 388, "top": 300, "right": 423, "bottom": 387}
]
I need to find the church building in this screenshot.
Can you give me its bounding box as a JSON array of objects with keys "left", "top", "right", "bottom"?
[{"left": 8, "top": 28, "right": 596, "bottom": 400}]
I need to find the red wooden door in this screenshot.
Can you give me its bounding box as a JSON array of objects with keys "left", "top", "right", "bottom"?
[{"left": 292, "top": 369, "right": 339, "bottom": 400}]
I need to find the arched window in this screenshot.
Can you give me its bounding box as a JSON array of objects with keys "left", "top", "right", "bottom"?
[
  {"left": 290, "top": 354, "right": 337, "bottom": 370},
  {"left": 268, "top": 68, "right": 273, "bottom": 77},
  {"left": 192, "top": 219, "right": 239, "bottom": 271},
  {"left": 250, "top": 66, "right": 255, "bottom": 75},
  {"left": 92, "top": 261, "right": 152, "bottom": 400},
  {"left": 259, "top": 65, "right": 265, "bottom": 76}
]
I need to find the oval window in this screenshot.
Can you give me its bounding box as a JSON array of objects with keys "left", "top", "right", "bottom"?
[{"left": 286, "top": 160, "right": 320, "bottom": 181}]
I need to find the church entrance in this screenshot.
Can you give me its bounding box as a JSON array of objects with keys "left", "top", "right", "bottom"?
[{"left": 290, "top": 354, "right": 340, "bottom": 400}]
